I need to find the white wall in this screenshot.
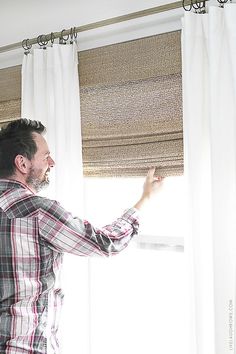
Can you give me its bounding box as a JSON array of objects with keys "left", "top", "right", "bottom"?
[{"left": 0, "top": 0, "right": 182, "bottom": 68}]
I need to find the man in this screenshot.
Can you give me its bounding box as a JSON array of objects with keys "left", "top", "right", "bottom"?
[{"left": 0, "top": 119, "right": 163, "bottom": 354}]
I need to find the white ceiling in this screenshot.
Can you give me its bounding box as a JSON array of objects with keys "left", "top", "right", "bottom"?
[{"left": 0, "top": 0, "right": 183, "bottom": 68}]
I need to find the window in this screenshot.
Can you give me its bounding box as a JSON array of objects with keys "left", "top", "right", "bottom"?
[
  {"left": 82, "top": 175, "right": 188, "bottom": 354},
  {"left": 89, "top": 247, "right": 187, "bottom": 354},
  {"left": 83, "top": 175, "right": 186, "bottom": 244},
  {"left": 59, "top": 176, "right": 187, "bottom": 354}
]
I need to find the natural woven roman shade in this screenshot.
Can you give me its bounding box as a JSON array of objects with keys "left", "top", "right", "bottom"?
[
  {"left": 0, "top": 30, "right": 183, "bottom": 177},
  {"left": 0, "top": 65, "right": 21, "bottom": 124},
  {"left": 79, "top": 30, "right": 183, "bottom": 177}
]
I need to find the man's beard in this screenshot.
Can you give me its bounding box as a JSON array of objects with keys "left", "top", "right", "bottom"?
[{"left": 26, "top": 167, "right": 50, "bottom": 193}]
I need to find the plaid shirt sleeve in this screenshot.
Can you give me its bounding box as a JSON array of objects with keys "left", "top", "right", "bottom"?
[
  {"left": 38, "top": 198, "right": 140, "bottom": 256},
  {"left": 0, "top": 182, "right": 140, "bottom": 354}
]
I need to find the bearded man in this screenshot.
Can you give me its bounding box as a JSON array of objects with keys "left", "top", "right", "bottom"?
[{"left": 0, "top": 119, "right": 163, "bottom": 354}]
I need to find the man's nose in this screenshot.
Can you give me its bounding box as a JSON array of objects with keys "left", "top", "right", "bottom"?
[{"left": 48, "top": 156, "right": 55, "bottom": 167}]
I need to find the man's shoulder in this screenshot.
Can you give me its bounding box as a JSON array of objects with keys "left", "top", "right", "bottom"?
[
  {"left": 27, "top": 194, "right": 59, "bottom": 212},
  {"left": 0, "top": 188, "right": 59, "bottom": 219}
]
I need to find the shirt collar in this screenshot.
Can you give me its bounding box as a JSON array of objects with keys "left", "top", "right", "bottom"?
[{"left": 0, "top": 179, "right": 35, "bottom": 195}]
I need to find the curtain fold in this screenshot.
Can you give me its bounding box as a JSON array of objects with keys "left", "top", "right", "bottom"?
[
  {"left": 21, "top": 43, "right": 83, "bottom": 214},
  {"left": 182, "top": 5, "right": 236, "bottom": 354},
  {"left": 21, "top": 43, "right": 89, "bottom": 354}
]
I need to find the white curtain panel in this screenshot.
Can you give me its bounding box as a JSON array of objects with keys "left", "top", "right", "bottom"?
[
  {"left": 182, "top": 5, "right": 236, "bottom": 354},
  {"left": 21, "top": 43, "right": 83, "bottom": 214},
  {"left": 21, "top": 44, "right": 89, "bottom": 354}
]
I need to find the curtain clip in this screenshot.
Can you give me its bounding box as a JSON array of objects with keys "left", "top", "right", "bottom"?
[
  {"left": 37, "top": 35, "right": 48, "bottom": 50},
  {"left": 22, "top": 39, "right": 32, "bottom": 55},
  {"left": 59, "top": 29, "right": 69, "bottom": 45}
]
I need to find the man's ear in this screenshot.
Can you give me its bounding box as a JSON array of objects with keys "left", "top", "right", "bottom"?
[{"left": 14, "top": 155, "right": 31, "bottom": 175}]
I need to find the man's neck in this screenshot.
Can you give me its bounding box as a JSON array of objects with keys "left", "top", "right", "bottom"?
[{"left": 7, "top": 175, "right": 36, "bottom": 194}]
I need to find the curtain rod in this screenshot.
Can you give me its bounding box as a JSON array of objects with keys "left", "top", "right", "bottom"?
[{"left": 0, "top": 0, "right": 204, "bottom": 54}]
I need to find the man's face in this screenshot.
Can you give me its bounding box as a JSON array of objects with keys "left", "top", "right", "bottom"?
[{"left": 26, "top": 133, "right": 55, "bottom": 192}]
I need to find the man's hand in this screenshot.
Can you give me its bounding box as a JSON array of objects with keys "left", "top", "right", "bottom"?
[{"left": 133, "top": 168, "right": 164, "bottom": 211}]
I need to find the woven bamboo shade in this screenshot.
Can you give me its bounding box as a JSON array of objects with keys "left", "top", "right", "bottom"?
[
  {"left": 0, "top": 30, "right": 183, "bottom": 177},
  {"left": 0, "top": 65, "right": 21, "bottom": 123},
  {"left": 79, "top": 30, "right": 183, "bottom": 177}
]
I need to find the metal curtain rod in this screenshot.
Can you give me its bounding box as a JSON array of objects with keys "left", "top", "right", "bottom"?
[{"left": 0, "top": 0, "right": 205, "bottom": 54}]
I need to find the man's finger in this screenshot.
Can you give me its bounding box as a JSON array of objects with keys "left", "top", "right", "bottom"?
[
  {"left": 147, "top": 167, "right": 156, "bottom": 179},
  {"left": 154, "top": 176, "right": 164, "bottom": 183}
]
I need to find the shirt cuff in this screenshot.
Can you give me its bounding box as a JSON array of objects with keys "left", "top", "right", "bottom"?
[{"left": 121, "top": 207, "right": 140, "bottom": 225}]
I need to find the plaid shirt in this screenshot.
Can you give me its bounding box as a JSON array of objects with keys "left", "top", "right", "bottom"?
[{"left": 0, "top": 180, "right": 139, "bottom": 354}]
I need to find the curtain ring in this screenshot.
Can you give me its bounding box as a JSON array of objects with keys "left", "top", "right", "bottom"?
[
  {"left": 50, "top": 32, "right": 55, "bottom": 46},
  {"left": 73, "top": 27, "right": 78, "bottom": 39},
  {"left": 198, "top": 1, "right": 205, "bottom": 10},
  {"left": 217, "top": 0, "right": 228, "bottom": 7},
  {"left": 22, "top": 38, "right": 32, "bottom": 55},
  {"left": 182, "top": 0, "right": 192, "bottom": 11},
  {"left": 192, "top": 0, "right": 201, "bottom": 10},
  {"left": 37, "top": 34, "right": 48, "bottom": 49},
  {"left": 70, "top": 27, "right": 77, "bottom": 43},
  {"left": 198, "top": 1, "right": 205, "bottom": 9},
  {"left": 59, "top": 29, "right": 69, "bottom": 44},
  {"left": 198, "top": 0, "right": 206, "bottom": 12}
]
